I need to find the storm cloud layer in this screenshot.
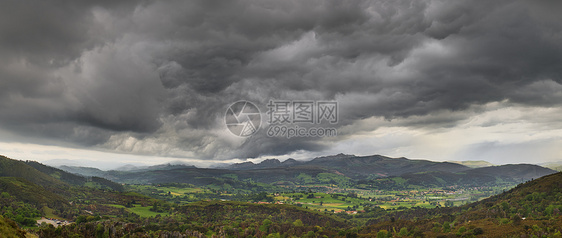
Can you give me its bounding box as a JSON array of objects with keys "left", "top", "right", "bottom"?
[{"left": 1, "top": 0, "right": 561, "bottom": 162}]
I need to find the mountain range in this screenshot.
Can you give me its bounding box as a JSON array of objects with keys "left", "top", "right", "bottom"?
[{"left": 57, "top": 154, "right": 556, "bottom": 188}]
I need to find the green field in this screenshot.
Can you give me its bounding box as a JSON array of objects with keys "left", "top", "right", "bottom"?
[
  {"left": 108, "top": 204, "right": 169, "bottom": 217},
  {"left": 42, "top": 206, "right": 63, "bottom": 220},
  {"left": 274, "top": 192, "right": 438, "bottom": 212},
  {"left": 127, "top": 184, "right": 203, "bottom": 195},
  {"left": 126, "top": 182, "right": 513, "bottom": 215}
]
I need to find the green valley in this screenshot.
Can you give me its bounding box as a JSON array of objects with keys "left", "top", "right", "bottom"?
[{"left": 1, "top": 154, "right": 561, "bottom": 237}]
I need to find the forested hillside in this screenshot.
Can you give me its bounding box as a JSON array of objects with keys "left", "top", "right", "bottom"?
[{"left": 362, "top": 172, "right": 562, "bottom": 237}]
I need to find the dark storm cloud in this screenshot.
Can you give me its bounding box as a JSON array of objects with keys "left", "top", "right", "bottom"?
[
  {"left": 0, "top": 0, "right": 156, "bottom": 138},
  {"left": 1, "top": 0, "right": 561, "bottom": 160},
  {"left": 0, "top": 0, "right": 140, "bottom": 66}
]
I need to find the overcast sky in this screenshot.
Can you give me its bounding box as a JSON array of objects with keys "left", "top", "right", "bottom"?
[{"left": 1, "top": 0, "right": 561, "bottom": 169}]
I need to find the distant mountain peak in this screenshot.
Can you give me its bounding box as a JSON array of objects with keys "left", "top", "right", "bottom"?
[
  {"left": 327, "top": 153, "right": 355, "bottom": 158},
  {"left": 115, "top": 164, "right": 141, "bottom": 171},
  {"left": 310, "top": 153, "right": 356, "bottom": 161},
  {"left": 281, "top": 158, "right": 299, "bottom": 164},
  {"left": 227, "top": 161, "right": 256, "bottom": 170},
  {"left": 259, "top": 159, "right": 281, "bottom": 165}
]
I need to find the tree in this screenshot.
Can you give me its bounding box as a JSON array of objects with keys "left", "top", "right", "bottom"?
[
  {"left": 150, "top": 201, "right": 161, "bottom": 212},
  {"left": 95, "top": 223, "right": 105, "bottom": 238},
  {"left": 306, "top": 231, "right": 316, "bottom": 238},
  {"left": 472, "top": 227, "right": 484, "bottom": 235},
  {"left": 377, "top": 230, "right": 388, "bottom": 238},
  {"left": 501, "top": 201, "right": 509, "bottom": 211},
  {"left": 260, "top": 219, "right": 272, "bottom": 232},
  {"left": 511, "top": 214, "right": 522, "bottom": 226},
  {"left": 442, "top": 222, "right": 451, "bottom": 233},
  {"left": 398, "top": 227, "right": 408, "bottom": 237},
  {"left": 456, "top": 226, "right": 466, "bottom": 236}
]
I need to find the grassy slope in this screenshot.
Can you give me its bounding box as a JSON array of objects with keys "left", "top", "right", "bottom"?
[
  {"left": 25, "top": 160, "right": 124, "bottom": 191},
  {"left": 1, "top": 156, "right": 123, "bottom": 192},
  {"left": 0, "top": 215, "right": 28, "bottom": 238},
  {"left": 0, "top": 156, "right": 66, "bottom": 188},
  {"left": 0, "top": 177, "right": 67, "bottom": 207}
]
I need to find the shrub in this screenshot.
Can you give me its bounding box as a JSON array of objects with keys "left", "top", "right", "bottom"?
[{"left": 472, "top": 227, "right": 484, "bottom": 235}]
